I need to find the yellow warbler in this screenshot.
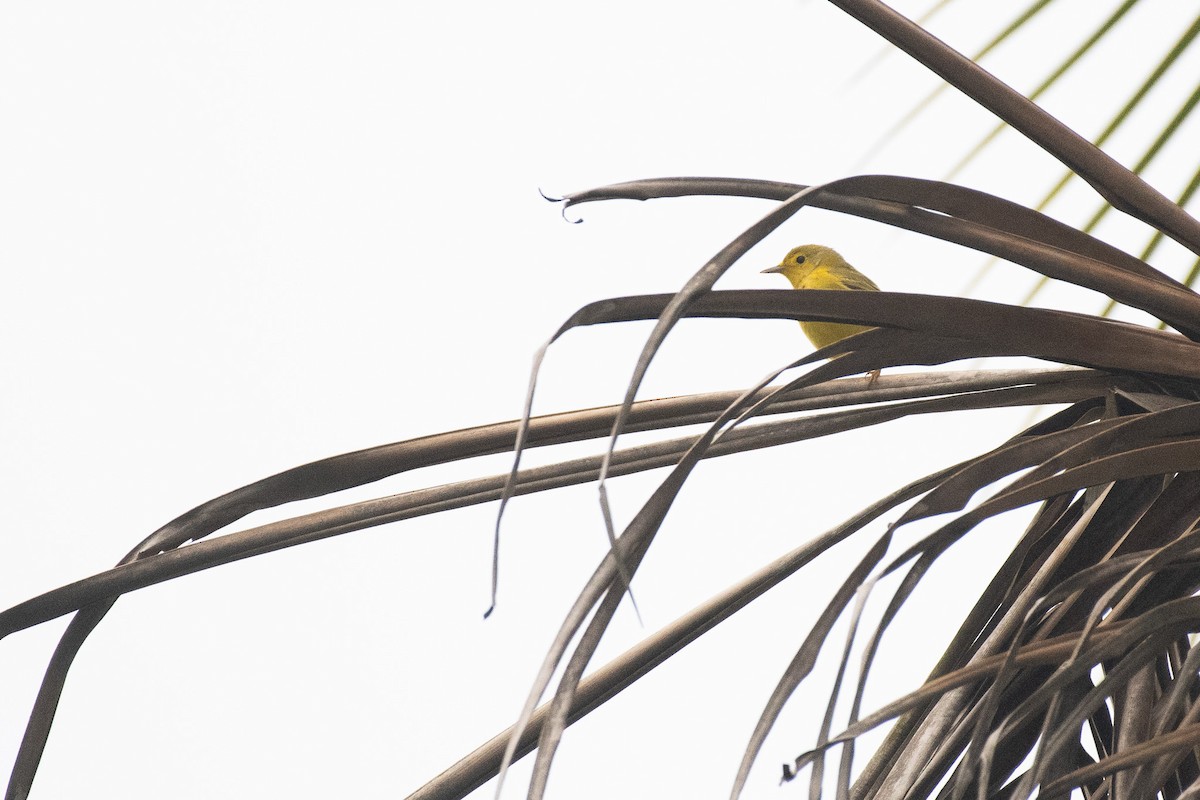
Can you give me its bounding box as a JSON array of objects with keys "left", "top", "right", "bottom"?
[{"left": 762, "top": 244, "right": 881, "bottom": 379}]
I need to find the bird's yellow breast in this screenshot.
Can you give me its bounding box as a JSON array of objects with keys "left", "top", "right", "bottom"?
[
  {"left": 796, "top": 266, "right": 853, "bottom": 291},
  {"left": 800, "top": 319, "right": 873, "bottom": 350},
  {"left": 793, "top": 267, "right": 874, "bottom": 348}
]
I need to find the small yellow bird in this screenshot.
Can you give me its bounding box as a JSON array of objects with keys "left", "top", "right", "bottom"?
[{"left": 762, "top": 244, "right": 881, "bottom": 379}]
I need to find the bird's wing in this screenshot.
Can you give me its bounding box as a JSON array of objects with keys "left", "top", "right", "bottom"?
[{"left": 840, "top": 271, "right": 881, "bottom": 292}]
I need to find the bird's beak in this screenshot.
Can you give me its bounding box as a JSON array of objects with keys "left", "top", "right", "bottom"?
[{"left": 761, "top": 264, "right": 785, "bottom": 274}]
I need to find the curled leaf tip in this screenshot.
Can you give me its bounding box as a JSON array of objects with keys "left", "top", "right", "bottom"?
[
  {"left": 537, "top": 188, "right": 584, "bottom": 222},
  {"left": 536, "top": 187, "right": 583, "bottom": 222},
  {"left": 561, "top": 204, "right": 583, "bottom": 224}
]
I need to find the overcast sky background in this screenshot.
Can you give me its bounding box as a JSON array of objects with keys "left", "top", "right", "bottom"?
[{"left": 3, "top": 1, "right": 1200, "bottom": 797}]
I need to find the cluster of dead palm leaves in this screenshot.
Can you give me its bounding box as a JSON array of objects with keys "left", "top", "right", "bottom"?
[{"left": 6, "top": 1, "right": 1200, "bottom": 798}]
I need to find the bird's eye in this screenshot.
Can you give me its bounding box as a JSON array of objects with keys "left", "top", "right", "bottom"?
[{"left": 794, "top": 255, "right": 806, "bottom": 265}]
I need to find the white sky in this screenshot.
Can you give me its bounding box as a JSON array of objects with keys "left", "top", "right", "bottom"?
[{"left": 3, "top": 1, "right": 1200, "bottom": 798}]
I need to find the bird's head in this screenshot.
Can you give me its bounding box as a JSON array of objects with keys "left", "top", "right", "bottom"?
[{"left": 761, "top": 244, "right": 848, "bottom": 287}]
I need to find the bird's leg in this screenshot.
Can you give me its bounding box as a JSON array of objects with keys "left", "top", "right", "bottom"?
[{"left": 865, "top": 369, "right": 881, "bottom": 386}]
